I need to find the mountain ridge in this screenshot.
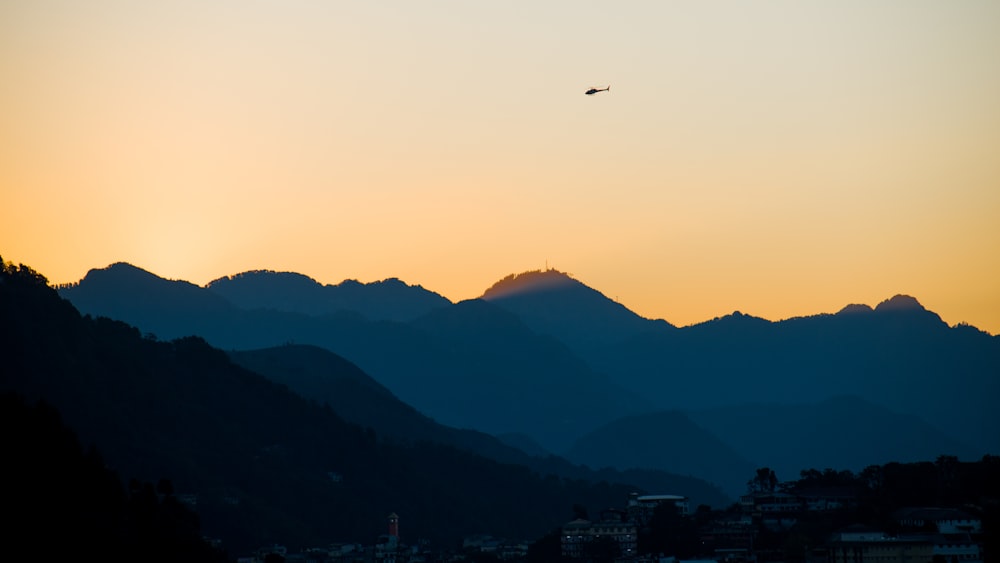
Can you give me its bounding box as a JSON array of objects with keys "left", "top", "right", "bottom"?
[
  {"left": 56, "top": 261, "right": 1000, "bottom": 473},
  {"left": 58, "top": 262, "right": 652, "bottom": 451},
  {"left": 63, "top": 262, "right": 994, "bottom": 335},
  {"left": 6, "top": 257, "right": 722, "bottom": 554},
  {"left": 207, "top": 269, "right": 451, "bottom": 322}
]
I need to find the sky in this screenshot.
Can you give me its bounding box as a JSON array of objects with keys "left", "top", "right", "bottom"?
[{"left": 2, "top": 0, "right": 999, "bottom": 334}]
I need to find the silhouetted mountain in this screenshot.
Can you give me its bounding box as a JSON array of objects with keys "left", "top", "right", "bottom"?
[
  {"left": 57, "top": 262, "right": 999, "bottom": 488},
  {"left": 480, "top": 271, "right": 998, "bottom": 460},
  {"left": 206, "top": 270, "right": 451, "bottom": 322},
  {"left": 228, "top": 344, "right": 731, "bottom": 508},
  {"left": 601, "top": 297, "right": 1000, "bottom": 455},
  {"left": 60, "top": 262, "right": 236, "bottom": 339},
  {"left": 60, "top": 263, "right": 650, "bottom": 451},
  {"left": 686, "top": 395, "right": 983, "bottom": 484},
  {"left": 4, "top": 258, "right": 662, "bottom": 554},
  {"left": 564, "top": 410, "right": 757, "bottom": 498},
  {"left": 229, "top": 343, "right": 544, "bottom": 465},
  {"left": 481, "top": 269, "right": 672, "bottom": 351},
  {"left": 405, "top": 298, "right": 653, "bottom": 449}
]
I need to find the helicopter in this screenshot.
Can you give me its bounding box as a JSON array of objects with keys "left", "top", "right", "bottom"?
[{"left": 585, "top": 85, "right": 610, "bottom": 95}]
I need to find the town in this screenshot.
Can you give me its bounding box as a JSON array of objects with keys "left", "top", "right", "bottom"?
[{"left": 236, "top": 456, "right": 996, "bottom": 563}]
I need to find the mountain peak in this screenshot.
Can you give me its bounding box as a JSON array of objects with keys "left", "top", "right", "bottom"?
[
  {"left": 874, "top": 294, "right": 926, "bottom": 313},
  {"left": 480, "top": 269, "right": 578, "bottom": 300},
  {"left": 95, "top": 261, "right": 157, "bottom": 279},
  {"left": 83, "top": 262, "right": 198, "bottom": 288},
  {"left": 207, "top": 269, "right": 320, "bottom": 288},
  {"left": 836, "top": 303, "right": 874, "bottom": 315}
]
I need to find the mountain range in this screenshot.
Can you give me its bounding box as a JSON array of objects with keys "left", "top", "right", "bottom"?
[
  {"left": 56, "top": 262, "right": 1000, "bottom": 499},
  {"left": 3, "top": 258, "right": 732, "bottom": 556}
]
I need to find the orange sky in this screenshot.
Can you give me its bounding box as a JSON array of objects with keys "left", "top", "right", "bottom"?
[{"left": 3, "top": 1, "right": 999, "bottom": 334}]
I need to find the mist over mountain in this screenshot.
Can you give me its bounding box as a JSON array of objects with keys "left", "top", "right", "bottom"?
[
  {"left": 602, "top": 297, "right": 1000, "bottom": 453},
  {"left": 57, "top": 261, "right": 1000, "bottom": 488},
  {"left": 229, "top": 343, "right": 730, "bottom": 508},
  {"left": 5, "top": 258, "right": 703, "bottom": 555},
  {"left": 563, "top": 395, "right": 981, "bottom": 500},
  {"left": 564, "top": 410, "right": 757, "bottom": 498},
  {"left": 686, "top": 395, "right": 983, "bottom": 484},
  {"left": 405, "top": 298, "right": 652, "bottom": 448},
  {"left": 207, "top": 270, "right": 451, "bottom": 322},
  {"left": 60, "top": 263, "right": 650, "bottom": 451},
  {"left": 478, "top": 269, "right": 998, "bottom": 457}
]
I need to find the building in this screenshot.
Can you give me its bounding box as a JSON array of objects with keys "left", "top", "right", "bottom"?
[
  {"left": 374, "top": 512, "right": 403, "bottom": 563},
  {"left": 627, "top": 493, "right": 690, "bottom": 527},
  {"left": 826, "top": 526, "right": 933, "bottom": 563},
  {"left": 825, "top": 523, "right": 983, "bottom": 563},
  {"left": 893, "top": 507, "right": 982, "bottom": 535},
  {"left": 562, "top": 509, "right": 638, "bottom": 560}
]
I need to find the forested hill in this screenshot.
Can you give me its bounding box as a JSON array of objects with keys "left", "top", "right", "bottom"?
[
  {"left": 1, "top": 391, "right": 230, "bottom": 563},
  {"left": 0, "top": 257, "right": 659, "bottom": 555}
]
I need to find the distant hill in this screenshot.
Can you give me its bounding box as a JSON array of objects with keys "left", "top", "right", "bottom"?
[
  {"left": 563, "top": 410, "right": 757, "bottom": 499},
  {"left": 207, "top": 270, "right": 451, "bottom": 322},
  {"left": 604, "top": 299, "right": 1000, "bottom": 454},
  {"left": 229, "top": 344, "right": 731, "bottom": 509},
  {"left": 686, "top": 395, "right": 983, "bottom": 483},
  {"left": 58, "top": 262, "right": 236, "bottom": 339},
  {"left": 3, "top": 257, "right": 668, "bottom": 554},
  {"left": 481, "top": 270, "right": 999, "bottom": 457},
  {"left": 405, "top": 298, "right": 652, "bottom": 449},
  {"left": 481, "top": 269, "right": 672, "bottom": 351}
]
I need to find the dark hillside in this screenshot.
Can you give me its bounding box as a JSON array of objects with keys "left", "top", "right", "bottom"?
[
  {"left": 1, "top": 257, "right": 655, "bottom": 554},
  {"left": 2, "top": 391, "right": 229, "bottom": 563},
  {"left": 58, "top": 263, "right": 653, "bottom": 451}
]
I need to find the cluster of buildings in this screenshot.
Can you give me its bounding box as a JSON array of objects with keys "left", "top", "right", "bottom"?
[
  {"left": 238, "top": 513, "right": 530, "bottom": 563},
  {"left": 825, "top": 508, "right": 983, "bottom": 563},
  {"left": 557, "top": 490, "right": 986, "bottom": 563},
  {"left": 235, "top": 488, "right": 987, "bottom": 562},
  {"left": 560, "top": 494, "right": 689, "bottom": 560}
]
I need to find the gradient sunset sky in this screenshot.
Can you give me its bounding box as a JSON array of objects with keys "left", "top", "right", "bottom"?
[{"left": 3, "top": 1, "right": 999, "bottom": 333}]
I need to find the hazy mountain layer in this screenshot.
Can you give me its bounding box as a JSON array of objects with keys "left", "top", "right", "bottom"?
[
  {"left": 479, "top": 270, "right": 999, "bottom": 456},
  {"left": 3, "top": 258, "right": 673, "bottom": 554},
  {"left": 58, "top": 262, "right": 1000, "bottom": 484},
  {"left": 207, "top": 270, "right": 451, "bottom": 322},
  {"left": 60, "top": 263, "right": 649, "bottom": 451},
  {"left": 686, "top": 395, "right": 983, "bottom": 483},
  {"left": 229, "top": 344, "right": 730, "bottom": 508},
  {"left": 564, "top": 410, "right": 757, "bottom": 498}
]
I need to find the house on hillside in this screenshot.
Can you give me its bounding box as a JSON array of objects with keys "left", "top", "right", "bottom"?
[
  {"left": 697, "top": 513, "right": 754, "bottom": 556},
  {"left": 794, "top": 485, "right": 863, "bottom": 511},
  {"left": 741, "top": 491, "right": 801, "bottom": 531},
  {"left": 826, "top": 525, "right": 932, "bottom": 563},
  {"left": 561, "top": 509, "right": 638, "bottom": 560},
  {"left": 627, "top": 493, "right": 690, "bottom": 526},
  {"left": 825, "top": 523, "right": 983, "bottom": 563},
  {"left": 893, "top": 506, "right": 982, "bottom": 535}
]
